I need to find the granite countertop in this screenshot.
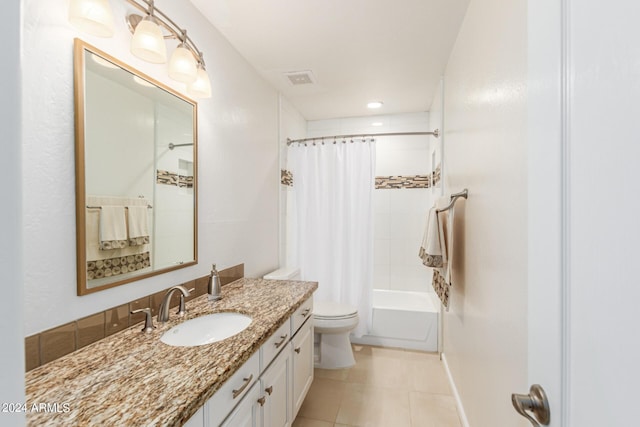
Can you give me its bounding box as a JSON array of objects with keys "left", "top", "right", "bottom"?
[{"left": 25, "top": 278, "right": 317, "bottom": 426}]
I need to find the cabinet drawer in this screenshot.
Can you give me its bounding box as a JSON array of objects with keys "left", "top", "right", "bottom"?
[
  {"left": 206, "top": 350, "right": 260, "bottom": 427},
  {"left": 261, "top": 320, "right": 290, "bottom": 371},
  {"left": 291, "top": 297, "right": 313, "bottom": 336}
]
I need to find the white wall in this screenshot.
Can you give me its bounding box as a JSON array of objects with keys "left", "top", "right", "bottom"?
[
  {"left": 307, "top": 113, "right": 434, "bottom": 294},
  {"left": 434, "top": 0, "right": 529, "bottom": 425},
  {"left": 1, "top": 0, "right": 26, "bottom": 423},
  {"left": 22, "top": 0, "right": 282, "bottom": 335}
]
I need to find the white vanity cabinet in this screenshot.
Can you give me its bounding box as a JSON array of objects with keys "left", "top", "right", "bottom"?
[{"left": 187, "top": 296, "right": 314, "bottom": 427}]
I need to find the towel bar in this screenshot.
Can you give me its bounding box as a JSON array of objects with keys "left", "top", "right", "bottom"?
[{"left": 436, "top": 189, "right": 468, "bottom": 213}]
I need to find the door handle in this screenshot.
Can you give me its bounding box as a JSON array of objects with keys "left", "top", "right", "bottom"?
[{"left": 511, "top": 384, "right": 550, "bottom": 426}]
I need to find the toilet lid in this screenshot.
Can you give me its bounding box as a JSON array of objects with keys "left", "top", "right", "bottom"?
[{"left": 314, "top": 301, "right": 358, "bottom": 319}]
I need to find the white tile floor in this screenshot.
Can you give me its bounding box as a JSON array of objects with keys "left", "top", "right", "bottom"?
[{"left": 293, "top": 345, "right": 462, "bottom": 427}]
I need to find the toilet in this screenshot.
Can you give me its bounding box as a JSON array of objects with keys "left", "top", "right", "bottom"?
[{"left": 263, "top": 267, "right": 359, "bottom": 369}]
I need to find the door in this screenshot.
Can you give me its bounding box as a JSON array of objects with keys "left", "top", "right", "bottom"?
[{"left": 526, "top": 1, "right": 640, "bottom": 426}]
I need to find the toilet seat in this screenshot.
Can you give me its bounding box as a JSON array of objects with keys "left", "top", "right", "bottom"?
[{"left": 313, "top": 301, "right": 358, "bottom": 320}]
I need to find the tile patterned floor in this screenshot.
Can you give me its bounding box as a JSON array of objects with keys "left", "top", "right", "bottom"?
[{"left": 293, "top": 345, "right": 462, "bottom": 427}]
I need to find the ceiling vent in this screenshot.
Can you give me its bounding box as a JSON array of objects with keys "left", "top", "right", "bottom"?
[{"left": 284, "top": 70, "right": 316, "bottom": 86}]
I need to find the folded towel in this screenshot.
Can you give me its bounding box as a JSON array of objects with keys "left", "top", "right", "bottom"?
[
  {"left": 127, "top": 206, "right": 150, "bottom": 246},
  {"left": 419, "top": 206, "right": 446, "bottom": 268},
  {"left": 99, "top": 206, "right": 128, "bottom": 250}
]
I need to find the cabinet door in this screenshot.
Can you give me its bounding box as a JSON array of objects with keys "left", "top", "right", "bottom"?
[
  {"left": 291, "top": 318, "right": 314, "bottom": 419},
  {"left": 262, "top": 346, "right": 292, "bottom": 427},
  {"left": 220, "top": 381, "right": 262, "bottom": 427}
]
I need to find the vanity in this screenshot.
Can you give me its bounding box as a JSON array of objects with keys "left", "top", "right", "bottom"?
[{"left": 25, "top": 278, "right": 317, "bottom": 426}]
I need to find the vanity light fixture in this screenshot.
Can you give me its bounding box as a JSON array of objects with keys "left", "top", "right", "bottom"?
[
  {"left": 168, "top": 32, "right": 198, "bottom": 83},
  {"left": 68, "top": 0, "right": 115, "bottom": 37},
  {"left": 68, "top": 0, "right": 211, "bottom": 98},
  {"left": 130, "top": 7, "right": 167, "bottom": 64},
  {"left": 367, "top": 101, "right": 384, "bottom": 109},
  {"left": 187, "top": 59, "right": 212, "bottom": 98}
]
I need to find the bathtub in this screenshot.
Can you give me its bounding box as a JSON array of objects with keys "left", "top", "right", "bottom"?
[{"left": 350, "top": 290, "right": 440, "bottom": 352}]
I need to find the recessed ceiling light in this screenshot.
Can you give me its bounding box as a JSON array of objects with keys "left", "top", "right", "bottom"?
[
  {"left": 371, "top": 122, "right": 383, "bottom": 127},
  {"left": 367, "top": 101, "right": 383, "bottom": 109}
]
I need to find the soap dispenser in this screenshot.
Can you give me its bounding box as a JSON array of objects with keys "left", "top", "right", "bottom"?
[{"left": 208, "top": 264, "right": 222, "bottom": 301}]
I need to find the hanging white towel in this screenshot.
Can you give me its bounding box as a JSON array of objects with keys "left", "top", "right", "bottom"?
[
  {"left": 127, "top": 206, "right": 150, "bottom": 246},
  {"left": 99, "top": 206, "right": 128, "bottom": 250},
  {"left": 431, "top": 196, "right": 455, "bottom": 310},
  {"left": 419, "top": 206, "right": 446, "bottom": 268}
]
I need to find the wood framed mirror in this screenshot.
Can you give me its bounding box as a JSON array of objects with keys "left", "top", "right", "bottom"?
[{"left": 74, "top": 39, "right": 198, "bottom": 295}]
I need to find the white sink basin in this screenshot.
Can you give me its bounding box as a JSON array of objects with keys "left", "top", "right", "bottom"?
[{"left": 160, "top": 313, "right": 252, "bottom": 347}]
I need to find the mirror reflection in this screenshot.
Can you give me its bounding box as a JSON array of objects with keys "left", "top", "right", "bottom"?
[{"left": 75, "top": 39, "right": 197, "bottom": 295}]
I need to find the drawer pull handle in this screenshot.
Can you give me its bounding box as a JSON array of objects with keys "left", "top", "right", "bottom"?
[
  {"left": 265, "top": 386, "right": 273, "bottom": 395},
  {"left": 257, "top": 396, "right": 266, "bottom": 407},
  {"left": 294, "top": 347, "right": 301, "bottom": 354},
  {"left": 232, "top": 374, "right": 253, "bottom": 399},
  {"left": 274, "top": 334, "right": 288, "bottom": 349},
  {"left": 301, "top": 308, "right": 311, "bottom": 317}
]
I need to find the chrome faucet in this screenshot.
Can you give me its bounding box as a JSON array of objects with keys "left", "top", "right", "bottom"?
[{"left": 157, "top": 285, "right": 191, "bottom": 323}]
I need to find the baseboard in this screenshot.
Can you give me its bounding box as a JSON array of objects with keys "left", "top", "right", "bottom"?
[{"left": 441, "top": 353, "right": 470, "bottom": 427}]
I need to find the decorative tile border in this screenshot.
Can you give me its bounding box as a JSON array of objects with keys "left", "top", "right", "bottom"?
[
  {"left": 375, "top": 175, "right": 431, "bottom": 189},
  {"left": 87, "top": 252, "right": 150, "bottom": 280},
  {"left": 157, "top": 169, "right": 178, "bottom": 186},
  {"left": 432, "top": 163, "right": 441, "bottom": 187},
  {"left": 24, "top": 264, "right": 244, "bottom": 371},
  {"left": 281, "top": 169, "right": 293, "bottom": 186},
  {"left": 282, "top": 169, "right": 441, "bottom": 190},
  {"left": 179, "top": 175, "right": 194, "bottom": 188},
  {"left": 157, "top": 170, "right": 193, "bottom": 188}
]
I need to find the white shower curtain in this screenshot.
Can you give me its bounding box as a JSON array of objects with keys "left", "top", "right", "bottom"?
[{"left": 288, "top": 140, "right": 375, "bottom": 337}]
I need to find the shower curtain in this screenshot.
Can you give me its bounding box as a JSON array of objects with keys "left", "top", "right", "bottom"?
[{"left": 288, "top": 140, "right": 375, "bottom": 337}]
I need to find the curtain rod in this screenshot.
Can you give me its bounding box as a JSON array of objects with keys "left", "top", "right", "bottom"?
[{"left": 286, "top": 130, "right": 439, "bottom": 145}]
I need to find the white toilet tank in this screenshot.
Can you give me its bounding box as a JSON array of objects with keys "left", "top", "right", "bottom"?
[{"left": 263, "top": 267, "right": 301, "bottom": 280}]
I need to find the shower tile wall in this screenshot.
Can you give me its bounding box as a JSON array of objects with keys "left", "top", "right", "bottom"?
[
  {"left": 307, "top": 113, "right": 435, "bottom": 294},
  {"left": 374, "top": 188, "right": 432, "bottom": 292}
]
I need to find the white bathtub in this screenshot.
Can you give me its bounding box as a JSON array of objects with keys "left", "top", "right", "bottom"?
[{"left": 351, "top": 290, "right": 440, "bottom": 352}]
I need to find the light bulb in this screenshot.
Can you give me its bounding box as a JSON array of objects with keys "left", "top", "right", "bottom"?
[
  {"left": 187, "top": 65, "right": 212, "bottom": 98},
  {"left": 168, "top": 44, "right": 198, "bottom": 83},
  {"left": 68, "top": 0, "right": 115, "bottom": 37},
  {"left": 130, "top": 16, "right": 167, "bottom": 64}
]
